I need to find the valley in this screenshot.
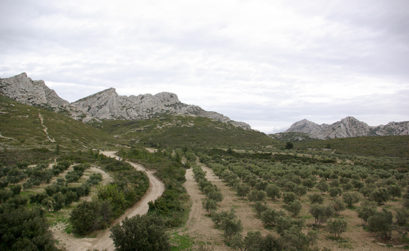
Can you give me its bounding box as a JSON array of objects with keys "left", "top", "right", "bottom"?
[{"left": 0, "top": 74, "right": 408, "bottom": 250}]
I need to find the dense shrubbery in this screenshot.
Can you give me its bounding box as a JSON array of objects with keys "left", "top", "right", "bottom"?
[
  {"left": 119, "top": 147, "right": 189, "bottom": 228},
  {"left": 70, "top": 154, "right": 148, "bottom": 235},
  {"left": 111, "top": 215, "right": 170, "bottom": 251}
]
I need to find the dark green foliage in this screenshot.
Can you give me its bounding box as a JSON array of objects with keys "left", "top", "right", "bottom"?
[
  {"left": 327, "top": 218, "right": 347, "bottom": 238},
  {"left": 0, "top": 206, "right": 58, "bottom": 250},
  {"left": 369, "top": 188, "right": 390, "bottom": 205},
  {"left": 254, "top": 201, "right": 268, "bottom": 217},
  {"left": 367, "top": 209, "right": 393, "bottom": 240},
  {"left": 121, "top": 147, "right": 188, "bottom": 228},
  {"left": 357, "top": 201, "right": 377, "bottom": 223},
  {"left": 342, "top": 192, "right": 360, "bottom": 208},
  {"left": 309, "top": 193, "right": 324, "bottom": 204},
  {"left": 395, "top": 208, "right": 409, "bottom": 226},
  {"left": 243, "top": 231, "right": 264, "bottom": 251},
  {"left": 329, "top": 198, "right": 346, "bottom": 215},
  {"left": 297, "top": 134, "right": 409, "bottom": 158},
  {"left": 211, "top": 210, "right": 242, "bottom": 243},
  {"left": 70, "top": 200, "right": 112, "bottom": 235},
  {"left": 309, "top": 205, "right": 334, "bottom": 225},
  {"left": 283, "top": 200, "right": 302, "bottom": 216},
  {"left": 110, "top": 215, "right": 170, "bottom": 251},
  {"left": 266, "top": 183, "right": 281, "bottom": 200},
  {"left": 283, "top": 192, "right": 297, "bottom": 204},
  {"left": 278, "top": 226, "right": 316, "bottom": 251},
  {"left": 285, "top": 142, "right": 294, "bottom": 149}
]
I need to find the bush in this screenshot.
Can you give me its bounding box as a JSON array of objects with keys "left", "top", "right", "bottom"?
[
  {"left": 283, "top": 192, "right": 297, "bottom": 204},
  {"left": 283, "top": 200, "right": 302, "bottom": 217},
  {"left": 310, "top": 205, "right": 334, "bottom": 225},
  {"left": 357, "top": 201, "right": 377, "bottom": 223},
  {"left": 342, "top": 192, "right": 360, "bottom": 208},
  {"left": 327, "top": 218, "right": 347, "bottom": 238},
  {"left": 309, "top": 194, "right": 324, "bottom": 204},
  {"left": 367, "top": 209, "right": 393, "bottom": 240},
  {"left": 265, "top": 184, "right": 281, "bottom": 200},
  {"left": 110, "top": 215, "right": 170, "bottom": 251}
]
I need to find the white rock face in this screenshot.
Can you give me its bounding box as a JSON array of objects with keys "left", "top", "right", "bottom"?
[
  {"left": 71, "top": 87, "right": 251, "bottom": 129},
  {"left": 1, "top": 73, "right": 251, "bottom": 129},
  {"left": 0, "top": 73, "right": 69, "bottom": 109},
  {"left": 286, "top": 116, "right": 409, "bottom": 139}
]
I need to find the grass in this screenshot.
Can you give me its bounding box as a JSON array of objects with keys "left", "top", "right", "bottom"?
[
  {"left": 0, "top": 95, "right": 117, "bottom": 150},
  {"left": 99, "top": 115, "right": 277, "bottom": 149},
  {"left": 170, "top": 233, "right": 194, "bottom": 251}
]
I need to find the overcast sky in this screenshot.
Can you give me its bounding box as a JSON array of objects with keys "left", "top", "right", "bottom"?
[{"left": 1, "top": 0, "right": 408, "bottom": 133}]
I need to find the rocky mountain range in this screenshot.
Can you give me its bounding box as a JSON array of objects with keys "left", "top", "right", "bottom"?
[
  {"left": 286, "top": 116, "right": 409, "bottom": 139},
  {"left": 0, "top": 73, "right": 250, "bottom": 129}
]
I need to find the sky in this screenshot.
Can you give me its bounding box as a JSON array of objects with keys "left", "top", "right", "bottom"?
[{"left": 1, "top": 0, "right": 408, "bottom": 133}]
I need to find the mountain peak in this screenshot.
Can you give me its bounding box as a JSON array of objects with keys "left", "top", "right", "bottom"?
[
  {"left": 0, "top": 73, "right": 69, "bottom": 108},
  {"left": 286, "top": 117, "right": 408, "bottom": 139}
]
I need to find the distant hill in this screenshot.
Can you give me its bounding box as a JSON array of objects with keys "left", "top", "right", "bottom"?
[
  {"left": 285, "top": 116, "right": 409, "bottom": 139},
  {"left": 1, "top": 73, "right": 250, "bottom": 129},
  {"left": 98, "top": 115, "right": 275, "bottom": 149},
  {"left": 295, "top": 135, "right": 409, "bottom": 158}
]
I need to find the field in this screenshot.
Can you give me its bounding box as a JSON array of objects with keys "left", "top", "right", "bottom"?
[{"left": 1, "top": 97, "right": 408, "bottom": 250}]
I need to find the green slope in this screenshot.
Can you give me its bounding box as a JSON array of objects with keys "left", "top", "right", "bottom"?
[
  {"left": 295, "top": 135, "right": 409, "bottom": 158},
  {"left": 98, "top": 115, "right": 277, "bottom": 149},
  {"left": 0, "top": 95, "right": 116, "bottom": 150}
]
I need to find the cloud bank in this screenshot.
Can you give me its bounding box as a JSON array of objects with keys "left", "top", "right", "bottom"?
[{"left": 1, "top": 0, "right": 408, "bottom": 132}]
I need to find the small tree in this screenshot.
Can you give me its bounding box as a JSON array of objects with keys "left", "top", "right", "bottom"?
[
  {"left": 357, "top": 201, "right": 377, "bottom": 224},
  {"left": 285, "top": 142, "right": 294, "bottom": 149},
  {"left": 310, "top": 205, "right": 334, "bottom": 225},
  {"left": 265, "top": 184, "right": 281, "bottom": 200},
  {"left": 283, "top": 200, "right": 302, "bottom": 217},
  {"left": 110, "top": 215, "right": 170, "bottom": 251},
  {"left": 244, "top": 231, "right": 263, "bottom": 251},
  {"left": 327, "top": 218, "right": 347, "bottom": 239},
  {"left": 367, "top": 209, "right": 393, "bottom": 240},
  {"left": 309, "top": 194, "right": 324, "bottom": 204},
  {"left": 342, "top": 192, "right": 360, "bottom": 208},
  {"left": 283, "top": 192, "right": 296, "bottom": 204},
  {"left": 203, "top": 198, "right": 217, "bottom": 213},
  {"left": 330, "top": 198, "right": 346, "bottom": 216}
]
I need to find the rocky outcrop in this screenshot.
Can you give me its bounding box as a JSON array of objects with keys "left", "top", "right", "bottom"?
[
  {"left": 71, "top": 87, "right": 251, "bottom": 129},
  {"left": 286, "top": 116, "right": 409, "bottom": 139},
  {"left": 0, "top": 73, "right": 250, "bottom": 129},
  {"left": 0, "top": 73, "right": 69, "bottom": 110}
]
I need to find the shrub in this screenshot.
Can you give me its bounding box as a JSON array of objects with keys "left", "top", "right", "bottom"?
[
  {"left": 110, "top": 215, "right": 170, "bottom": 251},
  {"left": 327, "top": 218, "right": 347, "bottom": 238},
  {"left": 367, "top": 209, "right": 393, "bottom": 240},
  {"left": 309, "top": 194, "right": 324, "bottom": 204}
]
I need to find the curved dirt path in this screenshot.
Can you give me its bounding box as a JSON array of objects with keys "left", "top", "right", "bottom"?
[{"left": 52, "top": 151, "right": 165, "bottom": 251}]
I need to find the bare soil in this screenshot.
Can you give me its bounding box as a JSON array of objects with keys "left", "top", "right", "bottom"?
[
  {"left": 200, "top": 163, "right": 270, "bottom": 236},
  {"left": 181, "top": 168, "right": 228, "bottom": 250},
  {"left": 52, "top": 151, "right": 165, "bottom": 251}
]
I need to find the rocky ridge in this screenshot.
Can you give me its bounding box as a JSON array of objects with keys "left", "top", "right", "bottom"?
[
  {"left": 286, "top": 116, "right": 409, "bottom": 139},
  {"left": 0, "top": 73, "right": 250, "bottom": 129}
]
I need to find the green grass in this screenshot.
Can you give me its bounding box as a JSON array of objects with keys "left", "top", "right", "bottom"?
[
  {"left": 170, "top": 233, "right": 194, "bottom": 251},
  {"left": 0, "top": 95, "right": 117, "bottom": 150},
  {"left": 99, "top": 115, "right": 277, "bottom": 149}
]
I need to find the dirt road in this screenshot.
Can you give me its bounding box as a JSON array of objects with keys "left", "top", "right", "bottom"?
[
  {"left": 52, "top": 151, "right": 165, "bottom": 251},
  {"left": 182, "top": 168, "right": 227, "bottom": 250}
]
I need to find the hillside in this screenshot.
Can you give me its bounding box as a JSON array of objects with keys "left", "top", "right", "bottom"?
[
  {"left": 295, "top": 135, "right": 409, "bottom": 158},
  {"left": 0, "top": 95, "right": 116, "bottom": 150},
  {"left": 98, "top": 115, "right": 275, "bottom": 149},
  {"left": 285, "top": 116, "right": 409, "bottom": 139}
]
